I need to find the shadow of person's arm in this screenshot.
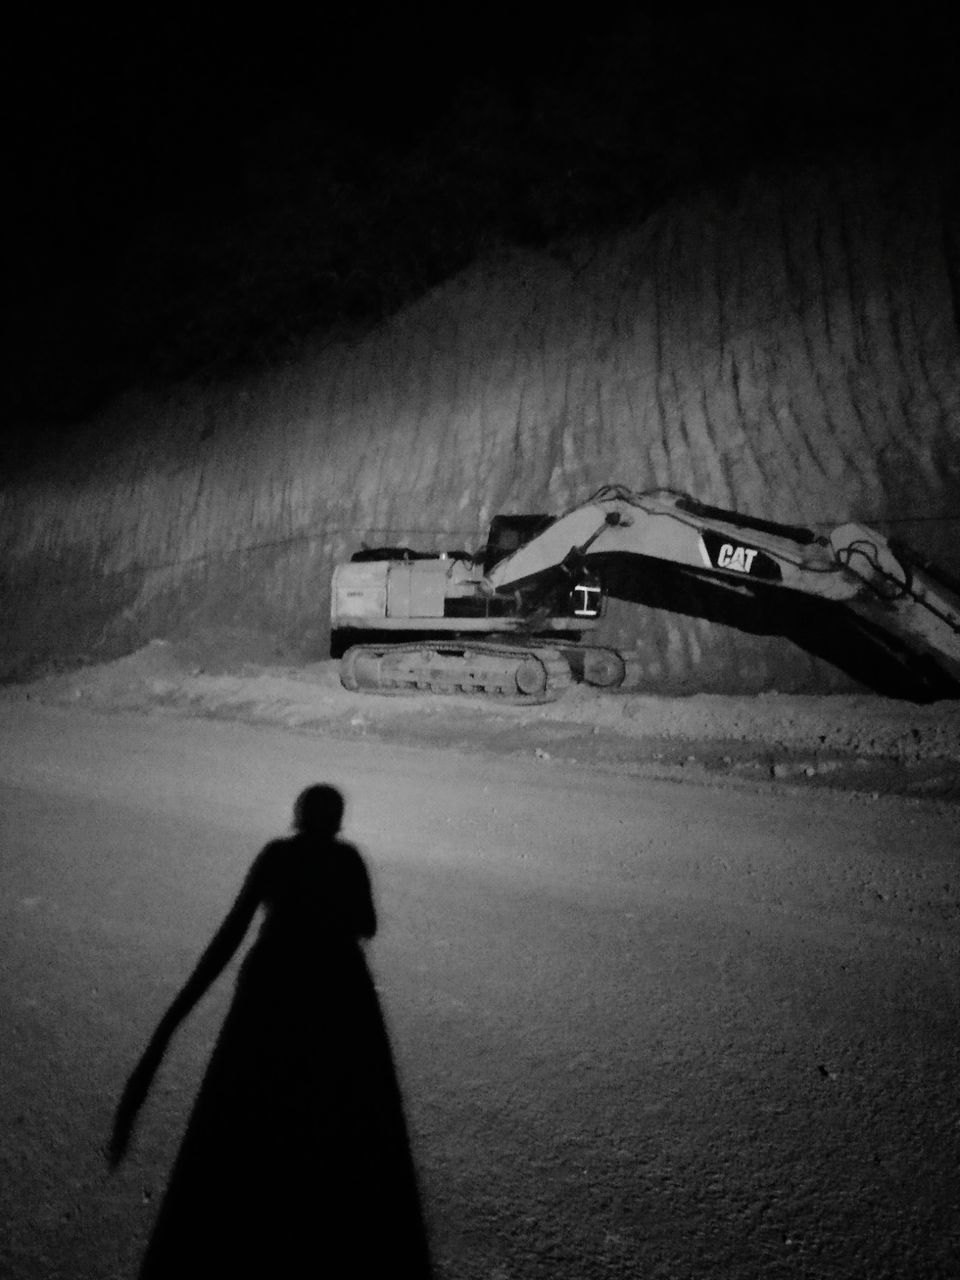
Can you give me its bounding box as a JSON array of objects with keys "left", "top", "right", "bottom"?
[
  {"left": 107, "top": 850, "right": 270, "bottom": 1167},
  {"left": 356, "top": 855, "right": 377, "bottom": 940}
]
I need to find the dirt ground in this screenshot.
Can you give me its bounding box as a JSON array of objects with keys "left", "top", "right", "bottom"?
[
  {"left": 2, "top": 649, "right": 959, "bottom": 1278},
  {"left": 12, "top": 639, "right": 960, "bottom": 802}
]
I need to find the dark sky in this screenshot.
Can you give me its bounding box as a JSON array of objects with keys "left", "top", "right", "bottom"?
[{"left": 4, "top": 13, "right": 958, "bottom": 432}]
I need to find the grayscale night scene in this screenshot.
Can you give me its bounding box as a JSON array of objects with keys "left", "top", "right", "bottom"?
[{"left": 2, "top": 13, "right": 959, "bottom": 1279}]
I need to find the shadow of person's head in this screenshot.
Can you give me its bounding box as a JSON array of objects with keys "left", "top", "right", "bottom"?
[{"left": 293, "top": 784, "right": 345, "bottom": 840}]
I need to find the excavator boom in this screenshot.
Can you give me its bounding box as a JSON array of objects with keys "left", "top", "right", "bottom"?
[{"left": 484, "top": 486, "right": 960, "bottom": 694}]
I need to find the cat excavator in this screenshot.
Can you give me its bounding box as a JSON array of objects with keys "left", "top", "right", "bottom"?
[{"left": 330, "top": 485, "right": 960, "bottom": 702}]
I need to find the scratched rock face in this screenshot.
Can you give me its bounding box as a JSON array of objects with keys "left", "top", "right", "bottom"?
[{"left": 2, "top": 153, "right": 958, "bottom": 690}]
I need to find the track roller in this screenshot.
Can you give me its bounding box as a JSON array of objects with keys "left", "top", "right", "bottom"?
[
  {"left": 340, "top": 641, "right": 573, "bottom": 703},
  {"left": 560, "top": 645, "right": 646, "bottom": 690}
]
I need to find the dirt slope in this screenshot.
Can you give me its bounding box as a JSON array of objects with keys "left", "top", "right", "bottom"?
[{"left": 2, "top": 151, "right": 958, "bottom": 690}]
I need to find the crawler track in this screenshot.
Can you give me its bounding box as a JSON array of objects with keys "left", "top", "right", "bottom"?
[{"left": 340, "top": 640, "right": 573, "bottom": 703}]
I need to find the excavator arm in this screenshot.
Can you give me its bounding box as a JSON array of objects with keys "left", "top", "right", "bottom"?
[{"left": 484, "top": 486, "right": 960, "bottom": 694}]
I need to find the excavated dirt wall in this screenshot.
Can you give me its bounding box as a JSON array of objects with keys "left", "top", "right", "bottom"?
[{"left": 2, "top": 153, "right": 959, "bottom": 688}]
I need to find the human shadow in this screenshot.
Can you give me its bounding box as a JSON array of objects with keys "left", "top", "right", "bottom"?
[{"left": 109, "top": 784, "right": 432, "bottom": 1278}]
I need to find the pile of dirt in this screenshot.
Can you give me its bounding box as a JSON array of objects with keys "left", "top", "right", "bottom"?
[{"left": 6, "top": 640, "right": 960, "bottom": 800}]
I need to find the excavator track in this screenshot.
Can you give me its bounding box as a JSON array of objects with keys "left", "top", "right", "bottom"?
[
  {"left": 560, "top": 645, "right": 646, "bottom": 690},
  {"left": 340, "top": 640, "right": 573, "bottom": 703}
]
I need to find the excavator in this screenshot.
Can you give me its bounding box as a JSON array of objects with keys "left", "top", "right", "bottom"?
[{"left": 330, "top": 485, "right": 960, "bottom": 702}]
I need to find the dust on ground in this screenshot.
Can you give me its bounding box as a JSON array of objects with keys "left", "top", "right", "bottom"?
[{"left": 5, "top": 639, "right": 960, "bottom": 801}]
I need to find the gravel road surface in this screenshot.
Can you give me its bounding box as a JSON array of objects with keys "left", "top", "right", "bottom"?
[{"left": 1, "top": 703, "right": 958, "bottom": 1278}]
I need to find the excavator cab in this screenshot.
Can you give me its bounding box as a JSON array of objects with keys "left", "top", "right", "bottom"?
[{"left": 480, "top": 514, "right": 556, "bottom": 573}]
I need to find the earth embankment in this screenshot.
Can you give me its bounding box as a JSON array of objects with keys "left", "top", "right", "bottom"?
[
  {"left": 7, "top": 641, "right": 960, "bottom": 801},
  {"left": 2, "top": 152, "right": 958, "bottom": 691}
]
